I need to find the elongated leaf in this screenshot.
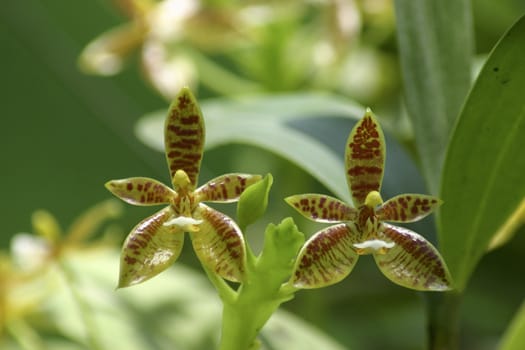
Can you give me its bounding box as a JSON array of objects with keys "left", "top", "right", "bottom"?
[
  {"left": 438, "top": 14, "right": 525, "bottom": 291},
  {"left": 499, "top": 301, "right": 525, "bottom": 350},
  {"left": 394, "top": 0, "right": 473, "bottom": 194}
]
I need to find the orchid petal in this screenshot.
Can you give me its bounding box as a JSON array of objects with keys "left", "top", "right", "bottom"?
[
  {"left": 191, "top": 204, "right": 246, "bottom": 282},
  {"left": 345, "top": 109, "right": 385, "bottom": 207},
  {"left": 195, "top": 173, "right": 262, "bottom": 203},
  {"left": 164, "top": 88, "right": 205, "bottom": 190},
  {"left": 292, "top": 223, "right": 359, "bottom": 288},
  {"left": 376, "top": 194, "right": 442, "bottom": 223},
  {"left": 373, "top": 223, "right": 452, "bottom": 291},
  {"left": 118, "top": 207, "right": 184, "bottom": 288},
  {"left": 285, "top": 194, "right": 358, "bottom": 223},
  {"left": 105, "top": 177, "right": 176, "bottom": 206}
]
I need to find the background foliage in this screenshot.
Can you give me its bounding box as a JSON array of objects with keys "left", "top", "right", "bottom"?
[{"left": 2, "top": 1, "right": 525, "bottom": 349}]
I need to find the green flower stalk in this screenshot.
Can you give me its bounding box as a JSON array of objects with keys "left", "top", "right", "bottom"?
[{"left": 106, "top": 88, "right": 261, "bottom": 288}]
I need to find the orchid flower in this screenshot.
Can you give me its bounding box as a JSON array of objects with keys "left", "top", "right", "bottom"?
[
  {"left": 106, "top": 88, "right": 261, "bottom": 288},
  {"left": 286, "top": 109, "right": 452, "bottom": 291}
]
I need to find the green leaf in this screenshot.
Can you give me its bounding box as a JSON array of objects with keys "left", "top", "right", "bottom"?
[
  {"left": 499, "top": 301, "right": 525, "bottom": 350},
  {"left": 237, "top": 174, "right": 273, "bottom": 229},
  {"left": 136, "top": 93, "right": 363, "bottom": 203},
  {"left": 41, "top": 248, "right": 346, "bottom": 350},
  {"left": 394, "top": 0, "right": 473, "bottom": 194},
  {"left": 438, "top": 14, "right": 525, "bottom": 291}
]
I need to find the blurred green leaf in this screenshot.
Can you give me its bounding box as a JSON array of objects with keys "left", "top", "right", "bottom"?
[
  {"left": 136, "top": 93, "right": 363, "bottom": 203},
  {"left": 499, "top": 301, "right": 525, "bottom": 350},
  {"left": 438, "top": 14, "right": 525, "bottom": 291},
  {"left": 394, "top": 0, "right": 473, "bottom": 194},
  {"left": 27, "top": 249, "right": 347, "bottom": 350}
]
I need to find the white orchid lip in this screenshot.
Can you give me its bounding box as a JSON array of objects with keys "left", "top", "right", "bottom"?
[
  {"left": 353, "top": 239, "right": 395, "bottom": 254},
  {"left": 164, "top": 216, "right": 203, "bottom": 232}
]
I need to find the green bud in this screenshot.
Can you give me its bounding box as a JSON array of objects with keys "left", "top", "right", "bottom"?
[
  {"left": 237, "top": 174, "right": 272, "bottom": 229},
  {"left": 256, "top": 218, "right": 305, "bottom": 282}
]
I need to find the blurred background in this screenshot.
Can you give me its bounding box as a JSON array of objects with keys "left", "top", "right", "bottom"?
[{"left": 2, "top": 1, "right": 525, "bottom": 349}]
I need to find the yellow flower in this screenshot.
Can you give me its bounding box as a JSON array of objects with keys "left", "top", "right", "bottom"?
[
  {"left": 286, "top": 109, "right": 452, "bottom": 291},
  {"left": 106, "top": 88, "right": 261, "bottom": 287}
]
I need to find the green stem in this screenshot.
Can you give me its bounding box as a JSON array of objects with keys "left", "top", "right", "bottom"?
[
  {"left": 218, "top": 281, "right": 289, "bottom": 350},
  {"left": 425, "top": 291, "right": 463, "bottom": 350}
]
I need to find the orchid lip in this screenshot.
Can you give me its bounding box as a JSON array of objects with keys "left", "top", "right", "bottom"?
[
  {"left": 164, "top": 216, "right": 202, "bottom": 231},
  {"left": 353, "top": 239, "right": 395, "bottom": 254}
]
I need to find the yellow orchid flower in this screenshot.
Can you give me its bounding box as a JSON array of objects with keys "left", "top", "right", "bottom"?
[
  {"left": 286, "top": 109, "right": 452, "bottom": 291},
  {"left": 106, "top": 88, "right": 261, "bottom": 288}
]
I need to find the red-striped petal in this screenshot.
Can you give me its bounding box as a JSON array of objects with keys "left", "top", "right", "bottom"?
[
  {"left": 164, "top": 88, "right": 205, "bottom": 190},
  {"left": 285, "top": 194, "right": 357, "bottom": 223},
  {"left": 373, "top": 223, "right": 452, "bottom": 291},
  {"left": 292, "top": 223, "right": 359, "bottom": 288},
  {"left": 376, "top": 194, "right": 442, "bottom": 223},
  {"left": 195, "top": 174, "right": 262, "bottom": 203},
  {"left": 191, "top": 204, "right": 246, "bottom": 282},
  {"left": 105, "top": 177, "right": 176, "bottom": 206},
  {"left": 118, "top": 207, "right": 184, "bottom": 288},
  {"left": 345, "top": 109, "right": 385, "bottom": 207}
]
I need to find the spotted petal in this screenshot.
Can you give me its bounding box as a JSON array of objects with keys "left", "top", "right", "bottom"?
[
  {"left": 195, "top": 174, "right": 262, "bottom": 203},
  {"left": 118, "top": 207, "right": 184, "bottom": 288},
  {"left": 164, "top": 88, "right": 205, "bottom": 190},
  {"left": 191, "top": 204, "right": 246, "bottom": 282},
  {"left": 376, "top": 194, "right": 442, "bottom": 223},
  {"left": 105, "top": 177, "right": 176, "bottom": 206},
  {"left": 285, "top": 194, "right": 357, "bottom": 223},
  {"left": 292, "top": 223, "right": 359, "bottom": 288},
  {"left": 373, "top": 223, "right": 452, "bottom": 291},
  {"left": 345, "top": 109, "right": 385, "bottom": 207}
]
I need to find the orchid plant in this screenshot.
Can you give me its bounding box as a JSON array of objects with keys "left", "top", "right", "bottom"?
[
  {"left": 103, "top": 87, "right": 452, "bottom": 349},
  {"left": 105, "top": 88, "right": 261, "bottom": 288},
  {"left": 286, "top": 109, "right": 452, "bottom": 291}
]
